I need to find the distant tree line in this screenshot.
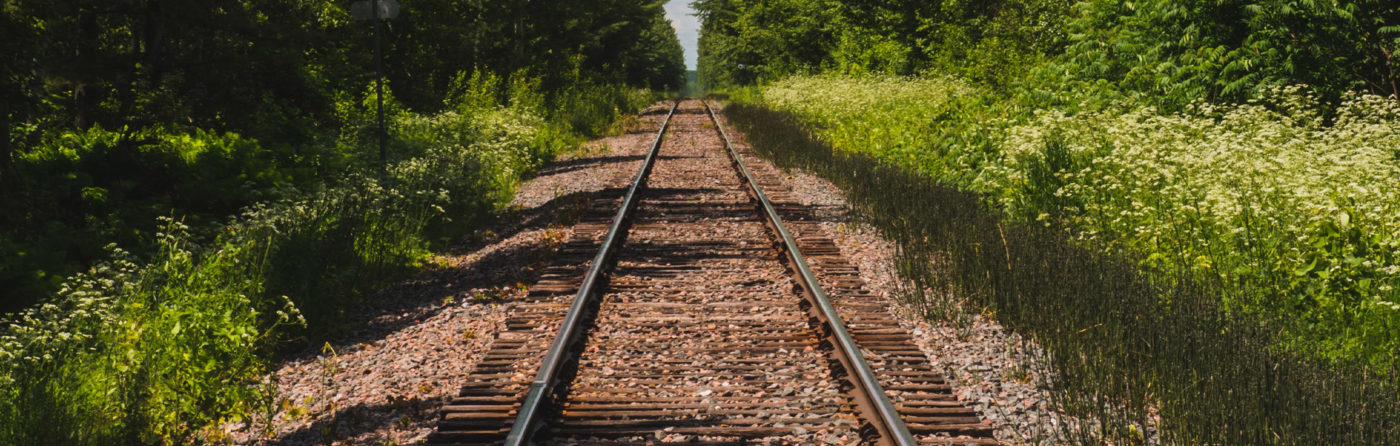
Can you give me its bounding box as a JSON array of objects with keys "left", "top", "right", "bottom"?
[
  {"left": 694, "top": 0, "right": 1399, "bottom": 106},
  {"left": 0, "top": 0, "right": 684, "bottom": 312},
  {"left": 1, "top": 0, "right": 684, "bottom": 158}
]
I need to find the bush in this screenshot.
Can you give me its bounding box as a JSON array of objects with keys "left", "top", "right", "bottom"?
[
  {"left": 0, "top": 77, "right": 645, "bottom": 443},
  {"left": 1051, "top": 0, "right": 1400, "bottom": 109},
  {"left": 0, "top": 126, "right": 296, "bottom": 315},
  {"left": 985, "top": 87, "right": 1400, "bottom": 365},
  {"left": 0, "top": 225, "right": 296, "bottom": 444},
  {"left": 726, "top": 102, "right": 1400, "bottom": 444},
  {"left": 751, "top": 74, "right": 1400, "bottom": 369}
]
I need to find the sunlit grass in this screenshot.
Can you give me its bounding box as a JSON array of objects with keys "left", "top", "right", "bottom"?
[
  {"left": 755, "top": 75, "right": 1400, "bottom": 369},
  {"left": 727, "top": 102, "right": 1400, "bottom": 444},
  {"left": 0, "top": 78, "right": 653, "bottom": 444}
]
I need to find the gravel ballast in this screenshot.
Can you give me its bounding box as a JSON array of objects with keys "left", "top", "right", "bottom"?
[
  {"left": 233, "top": 104, "right": 670, "bottom": 445},
  {"left": 713, "top": 102, "right": 1068, "bottom": 444},
  {"left": 236, "top": 101, "right": 1068, "bottom": 445}
]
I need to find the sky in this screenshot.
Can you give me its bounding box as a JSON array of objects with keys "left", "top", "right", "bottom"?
[{"left": 663, "top": 0, "right": 700, "bottom": 70}]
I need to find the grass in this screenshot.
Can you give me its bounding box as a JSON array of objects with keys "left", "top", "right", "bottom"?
[
  {"left": 0, "top": 78, "right": 654, "bottom": 444},
  {"left": 726, "top": 102, "right": 1400, "bottom": 444},
  {"left": 755, "top": 75, "right": 1400, "bottom": 369}
]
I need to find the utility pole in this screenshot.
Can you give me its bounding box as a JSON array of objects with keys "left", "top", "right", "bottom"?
[
  {"left": 373, "top": 0, "right": 386, "bottom": 175},
  {"left": 352, "top": 0, "right": 399, "bottom": 175}
]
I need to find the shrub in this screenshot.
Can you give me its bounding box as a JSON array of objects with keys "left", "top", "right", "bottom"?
[
  {"left": 727, "top": 102, "right": 1400, "bottom": 444},
  {"left": 0, "top": 224, "right": 299, "bottom": 444},
  {"left": 985, "top": 87, "right": 1400, "bottom": 366},
  {"left": 751, "top": 74, "right": 1400, "bottom": 369},
  {"left": 0, "top": 78, "right": 643, "bottom": 443},
  {"left": 1, "top": 126, "right": 296, "bottom": 315},
  {"left": 1051, "top": 0, "right": 1400, "bottom": 109}
]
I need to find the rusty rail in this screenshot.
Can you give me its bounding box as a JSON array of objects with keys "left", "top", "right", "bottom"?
[
  {"left": 502, "top": 100, "right": 680, "bottom": 446},
  {"left": 702, "top": 100, "right": 917, "bottom": 446}
]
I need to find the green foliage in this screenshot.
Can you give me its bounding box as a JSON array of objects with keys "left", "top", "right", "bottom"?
[
  {"left": 728, "top": 102, "right": 1400, "bottom": 444},
  {"left": 239, "top": 101, "right": 556, "bottom": 335},
  {"left": 0, "top": 126, "right": 294, "bottom": 315},
  {"left": 0, "top": 73, "right": 648, "bottom": 442},
  {"left": 1050, "top": 0, "right": 1400, "bottom": 109},
  {"left": 0, "top": 226, "right": 294, "bottom": 444},
  {"left": 1, "top": 0, "right": 681, "bottom": 140},
  {"left": 386, "top": 0, "right": 682, "bottom": 111},
  {"left": 697, "top": 0, "right": 1398, "bottom": 107},
  {"left": 694, "top": 0, "right": 1070, "bottom": 91},
  {"left": 753, "top": 74, "right": 1400, "bottom": 369},
  {"left": 622, "top": 10, "right": 688, "bottom": 91},
  {"left": 755, "top": 75, "right": 1002, "bottom": 188},
  {"left": 113, "top": 221, "right": 287, "bottom": 443},
  {"left": 1, "top": 0, "right": 682, "bottom": 313},
  {"left": 989, "top": 88, "right": 1400, "bottom": 365},
  {"left": 551, "top": 83, "right": 659, "bottom": 138},
  {"left": 695, "top": 0, "right": 840, "bottom": 87},
  {"left": 0, "top": 0, "right": 678, "bottom": 441},
  {"left": 0, "top": 6, "right": 670, "bottom": 441}
]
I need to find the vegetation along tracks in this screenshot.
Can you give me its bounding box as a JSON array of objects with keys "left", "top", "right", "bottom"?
[{"left": 426, "top": 99, "right": 995, "bottom": 445}]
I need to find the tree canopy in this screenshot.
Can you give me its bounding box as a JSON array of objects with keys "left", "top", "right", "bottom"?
[
  {"left": 0, "top": 0, "right": 684, "bottom": 313},
  {"left": 694, "top": 0, "right": 1399, "bottom": 106}
]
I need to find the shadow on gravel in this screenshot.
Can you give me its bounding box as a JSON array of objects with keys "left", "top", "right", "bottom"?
[
  {"left": 276, "top": 186, "right": 620, "bottom": 365},
  {"left": 258, "top": 186, "right": 619, "bottom": 443},
  {"left": 265, "top": 398, "right": 437, "bottom": 446},
  {"left": 537, "top": 154, "right": 693, "bottom": 177},
  {"left": 535, "top": 154, "right": 644, "bottom": 177},
  {"left": 726, "top": 102, "right": 1400, "bottom": 445},
  {"left": 775, "top": 202, "right": 846, "bottom": 222},
  {"left": 638, "top": 106, "right": 674, "bottom": 117}
]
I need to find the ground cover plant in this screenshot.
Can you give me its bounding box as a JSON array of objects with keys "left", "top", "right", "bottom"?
[
  {"left": 0, "top": 0, "right": 686, "bottom": 314},
  {"left": 756, "top": 75, "right": 1400, "bottom": 369},
  {"left": 726, "top": 103, "right": 1400, "bottom": 444},
  {"left": 697, "top": 0, "right": 1400, "bottom": 442},
  {"left": 0, "top": 0, "right": 681, "bottom": 443},
  {"left": 0, "top": 75, "right": 654, "bottom": 445}
]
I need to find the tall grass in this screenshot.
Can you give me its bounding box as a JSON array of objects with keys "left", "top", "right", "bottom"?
[
  {"left": 0, "top": 78, "right": 653, "bottom": 444},
  {"left": 0, "top": 125, "right": 297, "bottom": 315},
  {"left": 727, "top": 103, "right": 1400, "bottom": 444},
  {"left": 757, "top": 75, "right": 1400, "bottom": 369}
]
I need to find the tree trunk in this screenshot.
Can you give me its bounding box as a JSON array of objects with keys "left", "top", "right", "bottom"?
[
  {"left": 515, "top": 19, "right": 524, "bottom": 72},
  {"left": 143, "top": 0, "right": 164, "bottom": 84},
  {"left": 1, "top": 111, "right": 11, "bottom": 185},
  {"left": 73, "top": 10, "right": 98, "bottom": 130},
  {"left": 1383, "top": 44, "right": 1398, "bottom": 98},
  {"left": 513, "top": 2, "right": 526, "bottom": 74}
]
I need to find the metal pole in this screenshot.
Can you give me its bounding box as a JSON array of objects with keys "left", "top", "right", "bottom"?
[{"left": 373, "top": 0, "right": 386, "bottom": 175}]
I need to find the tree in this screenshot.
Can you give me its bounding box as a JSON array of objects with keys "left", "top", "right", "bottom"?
[
  {"left": 0, "top": 0, "right": 687, "bottom": 313},
  {"left": 622, "top": 6, "right": 687, "bottom": 90},
  {"left": 695, "top": 0, "right": 838, "bottom": 87},
  {"left": 1058, "top": 0, "right": 1400, "bottom": 107},
  {"left": 1, "top": 1, "right": 48, "bottom": 183}
]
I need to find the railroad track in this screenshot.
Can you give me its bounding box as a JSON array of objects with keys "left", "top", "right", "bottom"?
[{"left": 428, "top": 99, "right": 997, "bottom": 445}]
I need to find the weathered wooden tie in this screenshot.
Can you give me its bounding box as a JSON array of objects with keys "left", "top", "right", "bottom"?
[{"left": 428, "top": 100, "right": 997, "bottom": 446}]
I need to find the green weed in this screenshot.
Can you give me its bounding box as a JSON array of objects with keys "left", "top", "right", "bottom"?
[
  {"left": 728, "top": 102, "right": 1400, "bottom": 444},
  {"left": 0, "top": 75, "right": 653, "bottom": 444}
]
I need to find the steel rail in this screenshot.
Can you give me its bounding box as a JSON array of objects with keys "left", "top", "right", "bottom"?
[
  {"left": 702, "top": 100, "right": 918, "bottom": 446},
  {"left": 503, "top": 100, "right": 679, "bottom": 446}
]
